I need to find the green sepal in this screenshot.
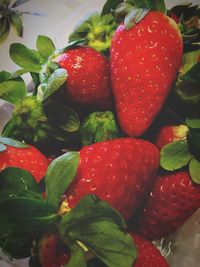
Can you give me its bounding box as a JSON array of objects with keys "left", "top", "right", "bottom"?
[
  {"left": 0, "top": 71, "right": 11, "bottom": 83},
  {"left": 36, "top": 35, "right": 55, "bottom": 60},
  {"left": 124, "top": 8, "right": 149, "bottom": 30},
  {"left": 59, "top": 38, "right": 87, "bottom": 54},
  {"left": 59, "top": 195, "right": 137, "bottom": 267},
  {"left": 189, "top": 158, "right": 200, "bottom": 184},
  {"left": 187, "top": 128, "right": 200, "bottom": 160},
  {"left": 10, "top": 11, "right": 23, "bottom": 37},
  {"left": 126, "top": 0, "right": 166, "bottom": 13},
  {"left": 101, "top": 0, "right": 123, "bottom": 16},
  {"left": 180, "top": 61, "right": 200, "bottom": 84},
  {"left": 80, "top": 111, "right": 120, "bottom": 146},
  {"left": 0, "top": 77, "right": 27, "bottom": 104},
  {"left": 160, "top": 140, "right": 193, "bottom": 171},
  {"left": 45, "top": 151, "right": 80, "bottom": 210},
  {"left": 10, "top": 43, "right": 43, "bottom": 73},
  {"left": 186, "top": 117, "right": 200, "bottom": 129},
  {"left": 65, "top": 244, "right": 87, "bottom": 267},
  {"left": 0, "top": 17, "right": 10, "bottom": 43},
  {"left": 0, "top": 143, "right": 6, "bottom": 152},
  {"left": 39, "top": 68, "right": 67, "bottom": 101},
  {"left": 0, "top": 137, "right": 28, "bottom": 149}
]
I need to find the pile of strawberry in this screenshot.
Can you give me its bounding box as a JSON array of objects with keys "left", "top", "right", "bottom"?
[{"left": 0, "top": 0, "right": 200, "bottom": 266}]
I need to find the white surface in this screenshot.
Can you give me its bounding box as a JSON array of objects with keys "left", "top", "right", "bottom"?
[{"left": 0, "top": 0, "right": 200, "bottom": 266}]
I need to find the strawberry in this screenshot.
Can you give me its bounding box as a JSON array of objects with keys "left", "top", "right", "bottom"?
[
  {"left": 155, "top": 124, "right": 189, "bottom": 149},
  {"left": 110, "top": 11, "right": 183, "bottom": 137},
  {"left": 38, "top": 233, "right": 70, "bottom": 267},
  {"left": 0, "top": 139, "right": 49, "bottom": 183},
  {"left": 63, "top": 138, "right": 160, "bottom": 220},
  {"left": 131, "top": 233, "right": 169, "bottom": 267},
  {"left": 137, "top": 171, "right": 200, "bottom": 240},
  {"left": 58, "top": 46, "right": 113, "bottom": 111}
]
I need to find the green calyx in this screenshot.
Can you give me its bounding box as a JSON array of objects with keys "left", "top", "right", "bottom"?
[
  {"left": 68, "top": 13, "right": 117, "bottom": 55},
  {"left": 80, "top": 111, "right": 120, "bottom": 146}
]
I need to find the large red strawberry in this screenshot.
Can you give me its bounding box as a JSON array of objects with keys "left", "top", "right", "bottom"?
[
  {"left": 38, "top": 233, "right": 70, "bottom": 267},
  {"left": 137, "top": 171, "right": 200, "bottom": 240},
  {"left": 110, "top": 11, "right": 183, "bottom": 137},
  {"left": 155, "top": 124, "right": 188, "bottom": 149},
  {"left": 63, "top": 138, "right": 160, "bottom": 220},
  {"left": 58, "top": 46, "right": 113, "bottom": 110},
  {"left": 131, "top": 233, "right": 169, "bottom": 267},
  {"left": 0, "top": 139, "right": 49, "bottom": 183}
]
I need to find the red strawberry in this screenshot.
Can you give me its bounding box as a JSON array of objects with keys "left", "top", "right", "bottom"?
[
  {"left": 58, "top": 46, "right": 113, "bottom": 110},
  {"left": 131, "top": 233, "right": 169, "bottom": 267},
  {"left": 38, "top": 233, "right": 70, "bottom": 267},
  {"left": 110, "top": 11, "right": 183, "bottom": 137},
  {"left": 155, "top": 124, "right": 188, "bottom": 149},
  {"left": 0, "top": 142, "right": 48, "bottom": 183},
  {"left": 63, "top": 138, "right": 160, "bottom": 220},
  {"left": 137, "top": 171, "right": 200, "bottom": 240}
]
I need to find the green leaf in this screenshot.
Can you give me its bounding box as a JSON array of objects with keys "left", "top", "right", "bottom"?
[
  {"left": 181, "top": 62, "right": 200, "bottom": 83},
  {"left": 0, "top": 17, "right": 10, "bottom": 43},
  {"left": 60, "top": 195, "right": 137, "bottom": 267},
  {"left": 126, "top": 0, "right": 166, "bottom": 13},
  {"left": 0, "top": 197, "right": 57, "bottom": 237},
  {"left": 0, "top": 71, "right": 11, "bottom": 83},
  {"left": 11, "top": 0, "right": 31, "bottom": 8},
  {"left": 10, "top": 43, "right": 42, "bottom": 73},
  {"left": 124, "top": 8, "right": 149, "bottom": 30},
  {"left": 186, "top": 117, "right": 200, "bottom": 129},
  {"left": 101, "top": 0, "right": 123, "bottom": 16},
  {"left": 189, "top": 158, "right": 200, "bottom": 184},
  {"left": 187, "top": 128, "right": 200, "bottom": 160},
  {"left": 59, "top": 38, "right": 87, "bottom": 54},
  {"left": 0, "top": 137, "right": 28, "bottom": 148},
  {"left": 66, "top": 244, "right": 87, "bottom": 267},
  {"left": 10, "top": 11, "right": 23, "bottom": 37},
  {"left": 0, "top": 143, "right": 6, "bottom": 152},
  {"left": 42, "top": 68, "right": 67, "bottom": 100},
  {"left": 160, "top": 140, "right": 193, "bottom": 171},
  {"left": 0, "top": 77, "right": 27, "bottom": 104},
  {"left": 45, "top": 151, "right": 80, "bottom": 210},
  {"left": 180, "top": 49, "right": 200, "bottom": 75},
  {"left": 44, "top": 100, "right": 80, "bottom": 132},
  {"left": 0, "top": 167, "right": 42, "bottom": 205},
  {"left": 36, "top": 35, "right": 55, "bottom": 60}
]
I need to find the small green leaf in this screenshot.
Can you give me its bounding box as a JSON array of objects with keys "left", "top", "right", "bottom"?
[
  {"left": 181, "top": 62, "right": 200, "bottom": 83},
  {"left": 0, "top": 17, "right": 10, "bottom": 43},
  {"left": 11, "top": 0, "right": 31, "bottom": 8},
  {"left": 124, "top": 8, "right": 149, "bottom": 30},
  {"left": 126, "top": 0, "right": 166, "bottom": 13},
  {"left": 66, "top": 244, "right": 87, "bottom": 267},
  {"left": 186, "top": 117, "right": 200, "bottom": 129},
  {"left": 160, "top": 140, "right": 193, "bottom": 171},
  {"left": 60, "top": 38, "right": 87, "bottom": 54},
  {"left": 180, "top": 49, "right": 200, "bottom": 75},
  {"left": 0, "top": 167, "right": 41, "bottom": 205},
  {"left": 45, "top": 151, "right": 80, "bottom": 210},
  {"left": 189, "top": 158, "right": 200, "bottom": 184},
  {"left": 0, "top": 143, "right": 6, "bottom": 152},
  {"left": 42, "top": 68, "right": 67, "bottom": 100},
  {"left": 10, "top": 11, "right": 23, "bottom": 37},
  {"left": 0, "top": 137, "right": 28, "bottom": 148},
  {"left": 0, "top": 71, "right": 11, "bottom": 83},
  {"left": 0, "top": 77, "right": 27, "bottom": 104},
  {"left": 60, "top": 195, "right": 137, "bottom": 267},
  {"left": 10, "top": 43, "right": 42, "bottom": 73},
  {"left": 101, "top": 0, "right": 123, "bottom": 15},
  {"left": 36, "top": 35, "right": 55, "bottom": 60}
]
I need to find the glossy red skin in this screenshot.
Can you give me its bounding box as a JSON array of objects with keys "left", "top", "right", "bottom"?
[
  {"left": 110, "top": 11, "right": 183, "bottom": 137},
  {"left": 131, "top": 233, "right": 169, "bottom": 267},
  {"left": 155, "top": 125, "right": 175, "bottom": 149},
  {"left": 65, "top": 138, "right": 160, "bottom": 220},
  {"left": 0, "top": 145, "right": 49, "bottom": 183},
  {"left": 39, "top": 234, "right": 70, "bottom": 267},
  {"left": 138, "top": 171, "right": 200, "bottom": 240},
  {"left": 58, "top": 46, "right": 113, "bottom": 110}
]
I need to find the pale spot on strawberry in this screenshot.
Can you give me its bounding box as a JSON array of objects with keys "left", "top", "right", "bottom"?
[{"left": 128, "top": 76, "right": 131, "bottom": 80}]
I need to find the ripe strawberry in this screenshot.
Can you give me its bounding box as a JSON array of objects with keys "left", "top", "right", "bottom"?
[
  {"left": 0, "top": 142, "right": 48, "bottom": 183},
  {"left": 63, "top": 138, "right": 160, "bottom": 220},
  {"left": 58, "top": 46, "right": 113, "bottom": 110},
  {"left": 155, "top": 124, "right": 189, "bottom": 149},
  {"left": 110, "top": 11, "right": 183, "bottom": 137},
  {"left": 131, "top": 233, "right": 169, "bottom": 267},
  {"left": 38, "top": 233, "right": 70, "bottom": 267},
  {"left": 137, "top": 171, "right": 200, "bottom": 240}
]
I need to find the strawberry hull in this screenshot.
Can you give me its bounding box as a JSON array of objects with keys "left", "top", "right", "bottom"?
[
  {"left": 64, "top": 138, "right": 160, "bottom": 220},
  {"left": 110, "top": 11, "right": 183, "bottom": 137}
]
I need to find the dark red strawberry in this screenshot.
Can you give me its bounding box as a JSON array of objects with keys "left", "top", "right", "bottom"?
[
  {"left": 156, "top": 124, "right": 188, "bottom": 149},
  {"left": 58, "top": 46, "right": 113, "bottom": 110},
  {"left": 110, "top": 11, "right": 183, "bottom": 137},
  {"left": 131, "top": 233, "right": 169, "bottom": 267},
  {"left": 38, "top": 233, "right": 70, "bottom": 267},
  {"left": 63, "top": 138, "right": 160, "bottom": 220},
  {"left": 137, "top": 171, "right": 200, "bottom": 240},
  {"left": 0, "top": 142, "right": 48, "bottom": 183}
]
